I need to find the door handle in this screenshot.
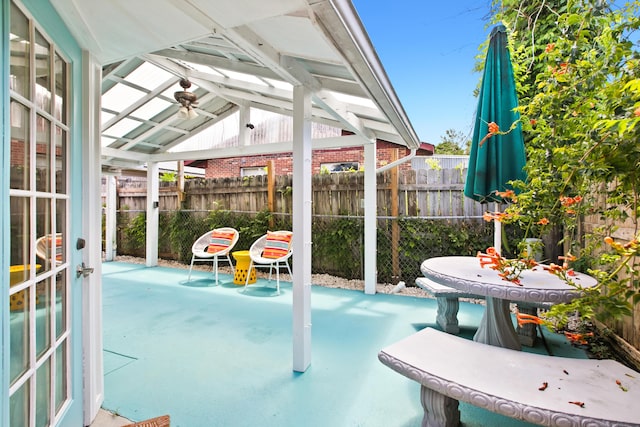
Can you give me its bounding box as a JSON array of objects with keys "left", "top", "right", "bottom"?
[{"left": 76, "top": 262, "right": 94, "bottom": 278}]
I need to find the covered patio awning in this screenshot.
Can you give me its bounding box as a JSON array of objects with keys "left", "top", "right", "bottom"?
[{"left": 52, "top": 0, "right": 423, "bottom": 168}]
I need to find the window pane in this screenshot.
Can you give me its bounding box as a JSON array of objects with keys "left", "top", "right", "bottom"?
[
  {"left": 56, "top": 199, "right": 67, "bottom": 262},
  {"left": 10, "top": 101, "right": 30, "bottom": 190},
  {"left": 10, "top": 379, "right": 30, "bottom": 427},
  {"left": 55, "top": 344, "right": 68, "bottom": 413},
  {"left": 55, "top": 127, "right": 66, "bottom": 194},
  {"left": 36, "top": 277, "right": 52, "bottom": 358},
  {"left": 241, "top": 166, "right": 267, "bottom": 177},
  {"left": 9, "top": 195, "right": 30, "bottom": 278},
  {"left": 54, "top": 52, "right": 67, "bottom": 122},
  {"left": 35, "top": 358, "right": 51, "bottom": 427},
  {"left": 35, "top": 198, "right": 53, "bottom": 274},
  {"left": 10, "top": 2, "right": 30, "bottom": 98},
  {"left": 36, "top": 115, "right": 51, "bottom": 193},
  {"left": 35, "top": 30, "right": 51, "bottom": 113},
  {"left": 55, "top": 270, "right": 67, "bottom": 339},
  {"left": 9, "top": 289, "right": 30, "bottom": 384},
  {"left": 321, "top": 162, "right": 359, "bottom": 173}
]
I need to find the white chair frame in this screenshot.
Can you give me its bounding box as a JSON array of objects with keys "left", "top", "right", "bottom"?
[
  {"left": 244, "top": 232, "right": 293, "bottom": 295},
  {"left": 187, "top": 227, "right": 239, "bottom": 285}
]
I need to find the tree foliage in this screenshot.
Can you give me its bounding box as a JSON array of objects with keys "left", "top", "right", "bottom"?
[
  {"left": 489, "top": 0, "right": 640, "bottom": 326},
  {"left": 435, "top": 128, "right": 470, "bottom": 154}
]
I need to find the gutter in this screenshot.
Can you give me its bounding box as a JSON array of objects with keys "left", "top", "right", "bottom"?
[{"left": 376, "top": 148, "right": 417, "bottom": 173}]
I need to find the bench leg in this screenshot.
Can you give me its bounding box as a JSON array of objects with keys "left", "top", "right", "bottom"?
[
  {"left": 515, "top": 304, "right": 538, "bottom": 347},
  {"left": 436, "top": 297, "right": 460, "bottom": 334},
  {"left": 420, "top": 385, "right": 460, "bottom": 427}
]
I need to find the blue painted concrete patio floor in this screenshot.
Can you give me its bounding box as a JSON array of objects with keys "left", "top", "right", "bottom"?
[{"left": 101, "top": 262, "right": 588, "bottom": 427}]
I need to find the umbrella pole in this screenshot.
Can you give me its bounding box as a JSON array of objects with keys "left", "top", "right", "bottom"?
[{"left": 494, "top": 202, "right": 502, "bottom": 254}]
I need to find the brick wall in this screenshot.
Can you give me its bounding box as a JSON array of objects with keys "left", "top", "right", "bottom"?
[
  {"left": 11, "top": 139, "right": 26, "bottom": 166},
  {"left": 205, "top": 141, "right": 419, "bottom": 178}
]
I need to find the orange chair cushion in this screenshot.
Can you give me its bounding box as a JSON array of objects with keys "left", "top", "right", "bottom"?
[
  {"left": 262, "top": 231, "right": 292, "bottom": 259},
  {"left": 207, "top": 230, "right": 235, "bottom": 253}
]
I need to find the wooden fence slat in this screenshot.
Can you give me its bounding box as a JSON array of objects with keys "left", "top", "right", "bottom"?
[{"left": 113, "top": 168, "right": 487, "bottom": 218}]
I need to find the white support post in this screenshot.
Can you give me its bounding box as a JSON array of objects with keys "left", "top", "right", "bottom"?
[
  {"left": 238, "top": 104, "right": 251, "bottom": 147},
  {"left": 494, "top": 202, "right": 502, "bottom": 254},
  {"left": 104, "top": 175, "right": 116, "bottom": 261},
  {"left": 178, "top": 161, "right": 185, "bottom": 189},
  {"left": 292, "top": 85, "right": 312, "bottom": 372},
  {"left": 145, "top": 162, "right": 159, "bottom": 267},
  {"left": 363, "top": 142, "right": 377, "bottom": 294},
  {"left": 81, "top": 51, "right": 104, "bottom": 426}
]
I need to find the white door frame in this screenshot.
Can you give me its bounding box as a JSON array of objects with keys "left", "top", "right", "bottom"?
[{"left": 81, "top": 50, "right": 104, "bottom": 426}]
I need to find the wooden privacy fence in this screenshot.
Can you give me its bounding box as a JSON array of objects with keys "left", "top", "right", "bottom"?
[
  {"left": 113, "top": 168, "right": 493, "bottom": 287},
  {"left": 115, "top": 168, "right": 488, "bottom": 218},
  {"left": 112, "top": 167, "right": 493, "bottom": 286}
]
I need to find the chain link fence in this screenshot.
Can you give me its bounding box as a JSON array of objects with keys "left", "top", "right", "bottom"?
[{"left": 113, "top": 209, "right": 524, "bottom": 285}]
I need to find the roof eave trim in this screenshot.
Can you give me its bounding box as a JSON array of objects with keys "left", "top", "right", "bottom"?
[{"left": 312, "top": 0, "right": 421, "bottom": 149}]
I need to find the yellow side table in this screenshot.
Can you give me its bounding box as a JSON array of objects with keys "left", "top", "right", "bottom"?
[{"left": 232, "top": 250, "right": 256, "bottom": 285}]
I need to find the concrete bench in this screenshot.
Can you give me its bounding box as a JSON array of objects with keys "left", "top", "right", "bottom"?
[
  {"left": 379, "top": 327, "right": 640, "bottom": 427},
  {"left": 416, "top": 277, "right": 551, "bottom": 346}
]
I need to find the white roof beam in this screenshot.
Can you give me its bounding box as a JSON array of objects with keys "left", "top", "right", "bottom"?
[
  {"left": 312, "top": 94, "right": 371, "bottom": 139},
  {"left": 155, "top": 45, "right": 365, "bottom": 98},
  {"left": 102, "top": 146, "right": 150, "bottom": 162},
  {"left": 102, "top": 57, "right": 138, "bottom": 83},
  {"left": 315, "top": 76, "right": 366, "bottom": 98},
  {"left": 147, "top": 50, "right": 387, "bottom": 135},
  {"left": 116, "top": 91, "right": 220, "bottom": 152},
  {"left": 243, "top": 99, "right": 386, "bottom": 140},
  {"left": 154, "top": 142, "right": 294, "bottom": 162},
  {"left": 141, "top": 54, "right": 193, "bottom": 82},
  {"left": 151, "top": 48, "right": 281, "bottom": 81},
  {"left": 281, "top": 55, "right": 372, "bottom": 140},
  {"left": 188, "top": 67, "right": 383, "bottom": 135},
  {"left": 151, "top": 134, "right": 367, "bottom": 163},
  {"left": 161, "top": 104, "right": 239, "bottom": 152},
  {"left": 246, "top": 101, "right": 342, "bottom": 130},
  {"left": 100, "top": 158, "right": 146, "bottom": 169},
  {"left": 223, "top": 26, "right": 371, "bottom": 140},
  {"left": 187, "top": 69, "right": 292, "bottom": 100},
  {"left": 145, "top": 55, "right": 247, "bottom": 107},
  {"left": 102, "top": 77, "right": 179, "bottom": 131},
  {"left": 224, "top": 25, "right": 303, "bottom": 86},
  {"left": 186, "top": 74, "right": 282, "bottom": 110}
]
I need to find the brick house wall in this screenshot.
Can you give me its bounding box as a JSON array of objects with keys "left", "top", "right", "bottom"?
[
  {"left": 11, "top": 139, "right": 25, "bottom": 166},
  {"left": 203, "top": 139, "right": 433, "bottom": 178}
]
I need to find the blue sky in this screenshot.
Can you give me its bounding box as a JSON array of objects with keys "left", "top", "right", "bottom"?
[{"left": 352, "top": 1, "right": 494, "bottom": 145}]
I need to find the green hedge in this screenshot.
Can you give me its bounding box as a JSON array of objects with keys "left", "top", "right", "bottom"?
[{"left": 116, "top": 209, "right": 524, "bottom": 284}]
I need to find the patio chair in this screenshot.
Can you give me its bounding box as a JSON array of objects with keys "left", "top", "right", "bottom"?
[
  {"left": 244, "top": 231, "right": 293, "bottom": 295},
  {"left": 187, "top": 227, "right": 239, "bottom": 285},
  {"left": 123, "top": 414, "right": 170, "bottom": 427},
  {"left": 35, "top": 233, "right": 63, "bottom": 267}
]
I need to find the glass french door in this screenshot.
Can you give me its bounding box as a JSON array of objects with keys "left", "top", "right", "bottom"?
[{"left": 7, "top": 1, "right": 73, "bottom": 425}]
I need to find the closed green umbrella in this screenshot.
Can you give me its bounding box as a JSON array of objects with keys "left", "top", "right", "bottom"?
[{"left": 465, "top": 24, "right": 527, "bottom": 252}]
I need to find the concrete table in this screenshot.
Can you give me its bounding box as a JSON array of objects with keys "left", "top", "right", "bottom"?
[{"left": 420, "top": 256, "right": 598, "bottom": 350}]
